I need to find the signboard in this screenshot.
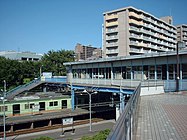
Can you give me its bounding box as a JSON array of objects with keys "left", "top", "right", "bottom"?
[
  {"left": 42, "top": 72, "right": 52, "bottom": 78},
  {"left": 62, "top": 117, "right": 73, "bottom": 125}
]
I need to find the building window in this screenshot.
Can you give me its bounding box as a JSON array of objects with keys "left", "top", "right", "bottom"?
[
  {"left": 157, "top": 65, "right": 162, "bottom": 80},
  {"left": 54, "top": 101, "right": 58, "bottom": 106},
  {"left": 132, "top": 66, "right": 142, "bottom": 80},
  {"left": 182, "top": 64, "right": 187, "bottom": 79},
  {"left": 30, "top": 103, "right": 34, "bottom": 109},
  {"left": 25, "top": 104, "right": 29, "bottom": 109},
  {"left": 149, "top": 66, "right": 155, "bottom": 80},
  {"left": 126, "top": 66, "right": 131, "bottom": 79},
  {"left": 168, "top": 64, "right": 174, "bottom": 79},
  {"left": 49, "top": 102, "right": 53, "bottom": 107},
  {"left": 49, "top": 101, "right": 58, "bottom": 107},
  {"left": 0, "top": 106, "right": 8, "bottom": 112},
  {"left": 113, "top": 67, "right": 121, "bottom": 79}
]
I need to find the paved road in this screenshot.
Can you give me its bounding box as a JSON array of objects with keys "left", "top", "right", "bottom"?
[
  {"left": 135, "top": 92, "right": 187, "bottom": 140},
  {"left": 6, "top": 120, "right": 115, "bottom": 140}
]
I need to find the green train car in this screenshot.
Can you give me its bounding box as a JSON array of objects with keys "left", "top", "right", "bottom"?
[{"left": 0, "top": 95, "right": 71, "bottom": 117}]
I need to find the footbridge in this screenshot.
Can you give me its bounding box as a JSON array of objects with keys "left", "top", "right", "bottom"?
[{"left": 6, "top": 76, "right": 67, "bottom": 100}]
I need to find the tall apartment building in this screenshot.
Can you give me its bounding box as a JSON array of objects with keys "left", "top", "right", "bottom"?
[
  {"left": 176, "top": 24, "right": 187, "bottom": 48},
  {"left": 75, "top": 43, "right": 102, "bottom": 61},
  {"left": 103, "top": 6, "right": 177, "bottom": 57}
]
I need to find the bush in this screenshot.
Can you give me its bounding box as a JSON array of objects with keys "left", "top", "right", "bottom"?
[
  {"left": 80, "top": 129, "right": 111, "bottom": 140},
  {"left": 31, "top": 136, "right": 54, "bottom": 140}
]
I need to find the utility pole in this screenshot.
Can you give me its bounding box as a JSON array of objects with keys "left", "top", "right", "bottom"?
[{"left": 3, "top": 80, "right": 6, "bottom": 140}]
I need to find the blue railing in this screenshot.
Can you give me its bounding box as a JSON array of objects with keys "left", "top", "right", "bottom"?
[
  {"left": 6, "top": 76, "right": 67, "bottom": 97},
  {"left": 44, "top": 77, "right": 67, "bottom": 83},
  {"left": 107, "top": 83, "right": 141, "bottom": 140}
]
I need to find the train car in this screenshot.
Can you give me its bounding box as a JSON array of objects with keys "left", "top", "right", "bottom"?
[{"left": 0, "top": 94, "right": 71, "bottom": 117}]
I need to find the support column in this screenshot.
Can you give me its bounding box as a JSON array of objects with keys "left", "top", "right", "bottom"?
[
  {"left": 43, "top": 86, "right": 47, "bottom": 92},
  {"left": 48, "top": 120, "right": 52, "bottom": 126},
  {"left": 120, "top": 92, "right": 124, "bottom": 114},
  {"left": 71, "top": 89, "right": 75, "bottom": 111},
  {"left": 10, "top": 125, "right": 14, "bottom": 132},
  {"left": 30, "top": 122, "right": 34, "bottom": 129}
]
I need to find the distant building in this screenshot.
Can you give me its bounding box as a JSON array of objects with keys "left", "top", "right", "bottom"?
[
  {"left": 75, "top": 43, "right": 102, "bottom": 61},
  {"left": 0, "top": 51, "right": 43, "bottom": 61},
  {"left": 176, "top": 24, "right": 187, "bottom": 48},
  {"left": 103, "top": 6, "right": 177, "bottom": 58}
]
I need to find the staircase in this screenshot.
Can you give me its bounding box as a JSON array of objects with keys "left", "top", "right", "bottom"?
[{"left": 6, "top": 78, "right": 43, "bottom": 99}]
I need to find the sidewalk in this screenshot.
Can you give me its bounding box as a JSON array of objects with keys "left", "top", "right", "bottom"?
[{"left": 135, "top": 92, "right": 187, "bottom": 140}]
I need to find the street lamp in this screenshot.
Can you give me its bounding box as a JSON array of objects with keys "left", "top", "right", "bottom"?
[
  {"left": 0, "top": 80, "right": 7, "bottom": 140},
  {"left": 82, "top": 89, "right": 97, "bottom": 132},
  {"left": 40, "top": 65, "right": 43, "bottom": 77}
]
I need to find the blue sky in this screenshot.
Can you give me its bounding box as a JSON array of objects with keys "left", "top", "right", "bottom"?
[{"left": 0, "top": 0, "right": 187, "bottom": 54}]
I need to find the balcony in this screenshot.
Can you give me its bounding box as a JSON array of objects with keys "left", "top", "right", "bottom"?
[
  {"left": 106, "top": 21, "right": 118, "bottom": 27},
  {"left": 129, "top": 48, "right": 144, "bottom": 54},
  {"left": 138, "top": 42, "right": 147, "bottom": 47},
  {"left": 130, "top": 41, "right": 139, "bottom": 46},
  {"left": 106, "top": 14, "right": 118, "bottom": 20},
  {"left": 129, "top": 12, "right": 140, "bottom": 18},
  {"left": 106, "top": 35, "right": 118, "bottom": 40},
  {"left": 106, "top": 28, "right": 118, "bottom": 34},
  {"left": 106, "top": 42, "right": 118, "bottom": 47},
  {"left": 129, "top": 19, "right": 140, "bottom": 25},
  {"left": 106, "top": 49, "right": 119, "bottom": 54},
  {"left": 129, "top": 26, "right": 140, "bottom": 32}
]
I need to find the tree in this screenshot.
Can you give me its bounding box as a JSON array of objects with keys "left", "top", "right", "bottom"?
[{"left": 41, "top": 49, "right": 75, "bottom": 76}]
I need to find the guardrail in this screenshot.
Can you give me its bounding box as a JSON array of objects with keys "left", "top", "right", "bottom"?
[
  {"left": 6, "top": 77, "right": 41, "bottom": 96},
  {"left": 107, "top": 83, "right": 141, "bottom": 140},
  {"left": 71, "top": 78, "right": 140, "bottom": 88}
]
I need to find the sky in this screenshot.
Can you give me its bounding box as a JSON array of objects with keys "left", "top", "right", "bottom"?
[{"left": 0, "top": 0, "right": 187, "bottom": 54}]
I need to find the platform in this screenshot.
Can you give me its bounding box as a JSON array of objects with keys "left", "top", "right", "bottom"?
[{"left": 135, "top": 91, "right": 187, "bottom": 140}]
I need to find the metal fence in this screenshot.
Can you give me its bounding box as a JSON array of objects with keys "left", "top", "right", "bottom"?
[
  {"left": 164, "top": 79, "right": 187, "bottom": 92},
  {"left": 107, "top": 83, "right": 141, "bottom": 140},
  {"left": 71, "top": 78, "right": 140, "bottom": 88}
]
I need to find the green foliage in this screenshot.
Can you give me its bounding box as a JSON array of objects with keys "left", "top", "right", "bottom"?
[
  {"left": 23, "top": 78, "right": 31, "bottom": 84},
  {"left": 31, "top": 136, "right": 54, "bottom": 140},
  {"left": 41, "top": 49, "right": 75, "bottom": 76},
  {"left": 0, "top": 49, "right": 75, "bottom": 90},
  {"left": 80, "top": 129, "right": 111, "bottom": 140}
]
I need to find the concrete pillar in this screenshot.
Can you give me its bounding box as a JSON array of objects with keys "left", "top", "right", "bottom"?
[
  {"left": 43, "top": 87, "right": 47, "bottom": 92},
  {"left": 120, "top": 92, "right": 124, "bottom": 114},
  {"left": 116, "top": 104, "right": 120, "bottom": 121},
  {"left": 71, "top": 89, "right": 75, "bottom": 111},
  {"left": 48, "top": 120, "right": 52, "bottom": 126},
  {"left": 31, "top": 122, "right": 34, "bottom": 129},
  {"left": 10, "top": 125, "right": 14, "bottom": 132}
]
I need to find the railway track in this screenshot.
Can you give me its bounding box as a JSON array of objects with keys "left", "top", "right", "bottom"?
[{"left": 0, "top": 118, "right": 104, "bottom": 137}]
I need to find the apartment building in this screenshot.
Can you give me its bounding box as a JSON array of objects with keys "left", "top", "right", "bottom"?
[
  {"left": 176, "top": 24, "right": 187, "bottom": 48},
  {"left": 75, "top": 43, "right": 102, "bottom": 61},
  {"left": 103, "top": 6, "right": 177, "bottom": 57}
]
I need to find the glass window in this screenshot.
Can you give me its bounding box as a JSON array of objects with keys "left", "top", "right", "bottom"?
[
  {"left": 30, "top": 103, "right": 34, "bottom": 109},
  {"left": 149, "top": 66, "right": 155, "bottom": 80},
  {"left": 49, "top": 102, "right": 53, "bottom": 107},
  {"left": 182, "top": 64, "right": 187, "bottom": 79},
  {"left": 0, "top": 106, "right": 8, "bottom": 112},
  {"left": 113, "top": 67, "right": 121, "bottom": 79},
  {"left": 143, "top": 66, "right": 148, "bottom": 80},
  {"left": 122, "top": 67, "right": 126, "bottom": 79},
  {"left": 54, "top": 101, "right": 58, "bottom": 106},
  {"left": 25, "top": 104, "right": 29, "bottom": 109},
  {"left": 168, "top": 64, "right": 174, "bottom": 79},
  {"left": 126, "top": 66, "right": 131, "bottom": 79},
  {"left": 157, "top": 65, "right": 162, "bottom": 80}
]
